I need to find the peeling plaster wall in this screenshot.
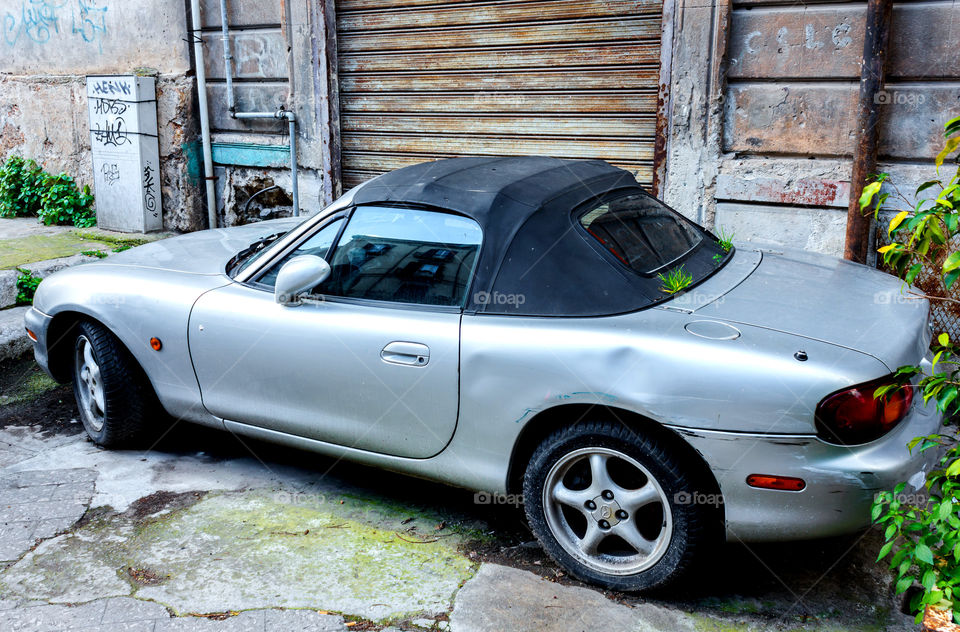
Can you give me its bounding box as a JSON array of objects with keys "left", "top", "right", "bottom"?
[
  {"left": 199, "top": 0, "right": 329, "bottom": 227},
  {"left": 664, "top": 0, "right": 960, "bottom": 257},
  {"left": 0, "top": 0, "right": 203, "bottom": 232},
  {"left": 213, "top": 165, "right": 323, "bottom": 227},
  {"left": 662, "top": 1, "right": 725, "bottom": 228}
]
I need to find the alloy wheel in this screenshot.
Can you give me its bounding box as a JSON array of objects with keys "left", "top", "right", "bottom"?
[{"left": 542, "top": 446, "right": 673, "bottom": 575}]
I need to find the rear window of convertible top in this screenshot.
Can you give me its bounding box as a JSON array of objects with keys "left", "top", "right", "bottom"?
[{"left": 579, "top": 192, "right": 704, "bottom": 276}]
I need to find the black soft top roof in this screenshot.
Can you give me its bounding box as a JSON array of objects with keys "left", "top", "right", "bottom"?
[{"left": 352, "top": 156, "right": 712, "bottom": 316}]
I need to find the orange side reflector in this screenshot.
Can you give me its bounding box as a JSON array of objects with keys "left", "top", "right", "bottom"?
[
  {"left": 25, "top": 329, "right": 37, "bottom": 342},
  {"left": 746, "top": 474, "right": 806, "bottom": 492},
  {"left": 149, "top": 337, "right": 162, "bottom": 351}
]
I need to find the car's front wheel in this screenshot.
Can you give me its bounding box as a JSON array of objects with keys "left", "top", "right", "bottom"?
[
  {"left": 523, "top": 421, "right": 711, "bottom": 591},
  {"left": 72, "top": 320, "right": 153, "bottom": 448}
]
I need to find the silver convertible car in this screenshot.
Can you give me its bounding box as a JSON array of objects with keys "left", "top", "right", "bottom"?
[{"left": 24, "top": 156, "right": 941, "bottom": 590}]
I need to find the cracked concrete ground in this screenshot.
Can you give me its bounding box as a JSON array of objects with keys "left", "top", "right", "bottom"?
[{"left": 0, "top": 358, "right": 923, "bottom": 631}]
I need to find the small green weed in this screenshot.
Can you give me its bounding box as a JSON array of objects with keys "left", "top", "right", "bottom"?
[
  {"left": 657, "top": 265, "right": 693, "bottom": 295},
  {"left": 716, "top": 227, "right": 734, "bottom": 253},
  {"left": 15, "top": 268, "right": 41, "bottom": 305}
]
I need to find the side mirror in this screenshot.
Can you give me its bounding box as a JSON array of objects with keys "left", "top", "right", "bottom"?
[{"left": 275, "top": 255, "right": 331, "bottom": 306}]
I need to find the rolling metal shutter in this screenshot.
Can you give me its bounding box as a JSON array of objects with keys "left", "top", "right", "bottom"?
[{"left": 335, "top": 0, "right": 664, "bottom": 190}]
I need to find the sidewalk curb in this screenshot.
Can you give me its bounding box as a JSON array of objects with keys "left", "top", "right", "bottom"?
[{"left": 0, "top": 306, "right": 31, "bottom": 363}]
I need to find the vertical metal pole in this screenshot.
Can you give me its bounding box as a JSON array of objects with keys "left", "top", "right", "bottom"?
[
  {"left": 844, "top": 0, "right": 893, "bottom": 264},
  {"left": 190, "top": 0, "right": 218, "bottom": 230},
  {"left": 288, "top": 115, "right": 299, "bottom": 217}
]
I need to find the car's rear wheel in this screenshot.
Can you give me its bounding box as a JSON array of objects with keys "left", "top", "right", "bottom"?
[
  {"left": 72, "top": 320, "right": 153, "bottom": 448},
  {"left": 523, "top": 421, "right": 711, "bottom": 591}
]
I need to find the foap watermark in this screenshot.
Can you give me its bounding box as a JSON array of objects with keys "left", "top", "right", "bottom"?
[
  {"left": 669, "top": 291, "right": 724, "bottom": 310},
  {"left": 874, "top": 89, "right": 927, "bottom": 107},
  {"left": 673, "top": 490, "right": 724, "bottom": 508},
  {"left": 474, "top": 491, "right": 525, "bottom": 507},
  {"left": 874, "top": 290, "right": 918, "bottom": 306},
  {"left": 875, "top": 491, "right": 929, "bottom": 507},
  {"left": 273, "top": 490, "right": 327, "bottom": 506},
  {"left": 91, "top": 294, "right": 126, "bottom": 307},
  {"left": 473, "top": 291, "right": 525, "bottom": 307}
]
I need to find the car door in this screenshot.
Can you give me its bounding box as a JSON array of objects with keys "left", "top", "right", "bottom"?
[{"left": 188, "top": 206, "right": 483, "bottom": 459}]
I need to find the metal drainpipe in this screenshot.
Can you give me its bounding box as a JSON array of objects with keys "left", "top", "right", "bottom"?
[
  {"left": 189, "top": 0, "right": 218, "bottom": 230},
  {"left": 218, "top": 0, "right": 300, "bottom": 217},
  {"left": 843, "top": 0, "right": 893, "bottom": 264},
  {"left": 219, "top": 0, "right": 236, "bottom": 115}
]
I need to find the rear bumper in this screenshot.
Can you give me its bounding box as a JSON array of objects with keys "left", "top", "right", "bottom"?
[
  {"left": 678, "top": 394, "right": 942, "bottom": 542},
  {"left": 23, "top": 306, "right": 54, "bottom": 378}
]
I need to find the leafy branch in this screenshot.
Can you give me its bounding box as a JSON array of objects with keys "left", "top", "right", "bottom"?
[{"left": 869, "top": 115, "right": 960, "bottom": 623}]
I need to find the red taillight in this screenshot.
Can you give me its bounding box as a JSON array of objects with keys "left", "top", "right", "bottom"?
[{"left": 815, "top": 376, "right": 914, "bottom": 445}]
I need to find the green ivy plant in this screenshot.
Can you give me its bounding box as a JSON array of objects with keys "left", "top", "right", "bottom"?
[
  {"left": 657, "top": 265, "right": 693, "bottom": 295},
  {"left": 38, "top": 173, "right": 95, "bottom": 227},
  {"left": 0, "top": 155, "right": 45, "bottom": 218},
  {"left": 0, "top": 155, "right": 95, "bottom": 227},
  {"left": 868, "top": 115, "right": 960, "bottom": 623},
  {"left": 14, "top": 268, "right": 41, "bottom": 306}
]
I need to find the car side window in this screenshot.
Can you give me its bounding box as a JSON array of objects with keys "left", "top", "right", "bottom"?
[
  {"left": 255, "top": 217, "right": 345, "bottom": 289},
  {"left": 320, "top": 206, "right": 482, "bottom": 307}
]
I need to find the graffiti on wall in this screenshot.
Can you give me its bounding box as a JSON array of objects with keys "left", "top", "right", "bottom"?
[{"left": 4, "top": 0, "right": 108, "bottom": 52}]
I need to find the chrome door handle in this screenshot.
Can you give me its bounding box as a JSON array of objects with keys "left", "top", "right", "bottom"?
[{"left": 381, "top": 341, "right": 430, "bottom": 367}]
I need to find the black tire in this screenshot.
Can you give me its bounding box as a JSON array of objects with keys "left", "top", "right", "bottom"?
[
  {"left": 72, "top": 320, "right": 155, "bottom": 448},
  {"left": 523, "top": 421, "right": 712, "bottom": 591}
]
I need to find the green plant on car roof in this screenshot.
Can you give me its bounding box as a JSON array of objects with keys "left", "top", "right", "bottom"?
[
  {"left": 657, "top": 265, "right": 693, "bottom": 295},
  {"left": 866, "top": 115, "right": 960, "bottom": 624},
  {"left": 716, "top": 227, "right": 734, "bottom": 253}
]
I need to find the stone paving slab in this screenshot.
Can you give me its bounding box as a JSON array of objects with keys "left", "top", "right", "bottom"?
[
  {"left": 0, "top": 428, "right": 81, "bottom": 465},
  {"left": 449, "top": 563, "right": 699, "bottom": 632},
  {"left": 3, "top": 597, "right": 347, "bottom": 631},
  {"left": 0, "top": 466, "right": 96, "bottom": 563}
]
